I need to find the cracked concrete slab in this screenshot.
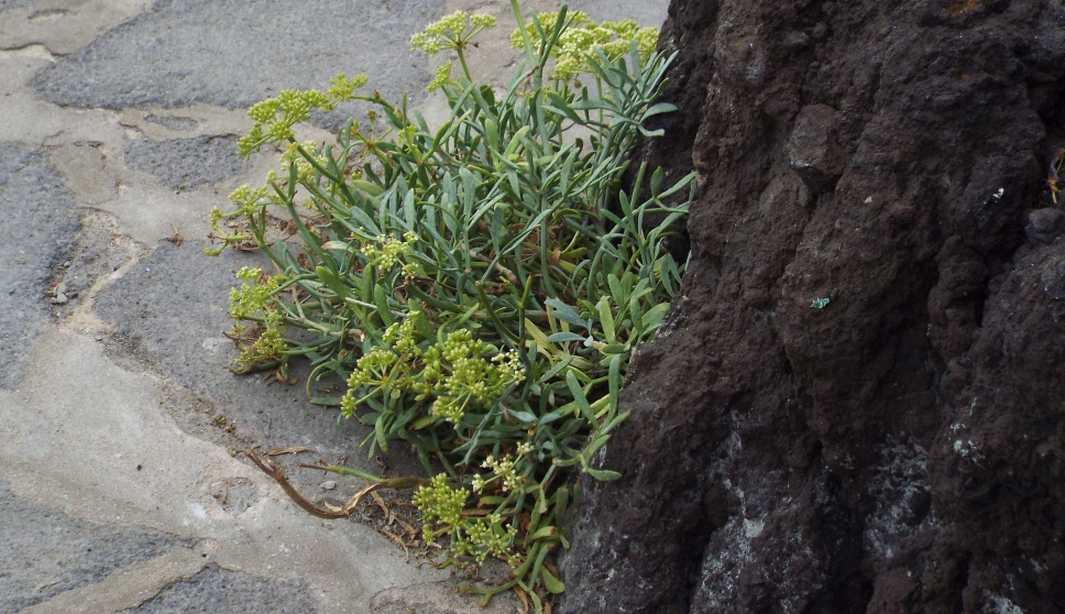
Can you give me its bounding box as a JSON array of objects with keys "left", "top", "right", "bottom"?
[
  {"left": 0, "top": 1, "right": 149, "bottom": 56},
  {"left": 124, "top": 135, "right": 247, "bottom": 191},
  {"left": 142, "top": 114, "right": 198, "bottom": 132},
  {"left": 0, "top": 327, "right": 453, "bottom": 612},
  {"left": 31, "top": 0, "right": 443, "bottom": 118},
  {"left": 0, "top": 0, "right": 32, "bottom": 13},
  {"left": 93, "top": 243, "right": 380, "bottom": 475},
  {"left": 125, "top": 565, "right": 317, "bottom": 614},
  {"left": 0, "top": 481, "right": 183, "bottom": 613},
  {"left": 0, "top": 142, "right": 79, "bottom": 389}
]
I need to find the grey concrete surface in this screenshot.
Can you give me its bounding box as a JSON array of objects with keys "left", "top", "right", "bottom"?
[
  {"left": 93, "top": 242, "right": 412, "bottom": 489},
  {"left": 124, "top": 136, "right": 246, "bottom": 191},
  {"left": 126, "top": 565, "right": 317, "bottom": 613},
  {"left": 31, "top": 0, "right": 443, "bottom": 113},
  {"left": 0, "top": 143, "right": 79, "bottom": 389},
  {"left": 0, "top": 481, "right": 182, "bottom": 612},
  {"left": 0, "top": 0, "right": 32, "bottom": 11},
  {"left": 143, "top": 114, "right": 197, "bottom": 132},
  {"left": 0, "top": 0, "right": 668, "bottom": 611}
]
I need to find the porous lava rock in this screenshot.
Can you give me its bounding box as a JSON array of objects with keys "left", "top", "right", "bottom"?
[{"left": 560, "top": 1, "right": 1065, "bottom": 612}]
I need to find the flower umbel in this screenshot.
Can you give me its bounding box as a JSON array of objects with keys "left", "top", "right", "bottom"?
[
  {"left": 511, "top": 12, "right": 659, "bottom": 80},
  {"left": 413, "top": 474, "right": 468, "bottom": 542},
  {"left": 238, "top": 73, "right": 367, "bottom": 156},
  {"left": 229, "top": 267, "right": 285, "bottom": 320},
  {"left": 410, "top": 10, "right": 496, "bottom": 55}
]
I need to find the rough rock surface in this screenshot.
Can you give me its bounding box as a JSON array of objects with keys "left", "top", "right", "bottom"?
[{"left": 561, "top": 1, "right": 1065, "bottom": 613}]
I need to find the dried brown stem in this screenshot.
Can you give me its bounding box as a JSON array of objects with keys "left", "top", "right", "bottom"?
[
  {"left": 244, "top": 449, "right": 347, "bottom": 519},
  {"left": 246, "top": 450, "right": 428, "bottom": 521}
]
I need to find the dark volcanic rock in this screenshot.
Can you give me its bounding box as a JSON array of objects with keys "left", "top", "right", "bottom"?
[{"left": 561, "top": 1, "right": 1065, "bottom": 613}]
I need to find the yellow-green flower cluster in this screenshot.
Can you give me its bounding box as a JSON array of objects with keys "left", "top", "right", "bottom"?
[
  {"left": 509, "top": 10, "right": 591, "bottom": 49},
  {"left": 205, "top": 184, "right": 274, "bottom": 256},
  {"left": 228, "top": 267, "right": 285, "bottom": 319},
  {"left": 238, "top": 73, "right": 367, "bottom": 156},
  {"left": 413, "top": 474, "right": 468, "bottom": 542},
  {"left": 234, "top": 310, "right": 287, "bottom": 371},
  {"left": 339, "top": 313, "right": 424, "bottom": 417},
  {"left": 482, "top": 454, "right": 523, "bottom": 492},
  {"left": 279, "top": 140, "right": 327, "bottom": 184},
  {"left": 413, "top": 475, "right": 515, "bottom": 564},
  {"left": 228, "top": 184, "right": 269, "bottom": 216},
  {"left": 453, "top": 513, "right": 516, "bottom": 564},
  {"left": 360, "top": 232, "right": 418, "bottom": 275},
  {"left": 416, "top": 330, "right": 525, "bottom": 424},
  {"left": 511, "top": 12, "right": 659, "bottom": 80},
  {"left": 382, "top": 316, "right": 420, "bottom": 356},
  {"left": 346, "top": 346, "right": 400, "bottom": 386},
  {"left": 426, "top": 61, "right": 453, "bottom": 92},
  {"left": 410, "top": 10, "right": 496, "bottom": 55}
]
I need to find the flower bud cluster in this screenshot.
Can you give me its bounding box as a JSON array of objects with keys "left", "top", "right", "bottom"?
[
  {"left": 413, "top": 474, "right": 468, "bottom": 542},
  {"left": 413, "top": 476, "right": 515, "bottom": 566},
  {"left": 228, "top": 184, "right": 269, "bottom": 216},
  {"left": 235, "top": 310, "right": 287, "bottom": 371},
  {"left": 339, "top": 312, "right": 423, "bottom": 416},
  {"left": 417, "top": 330, "right": 525, "bottom": 424},
  {"left": 453, "top": 513, "right": 516, "bottom": 564},
  {"left": 339, "top": 321, "right": 525, "bottom": 426},
  {"left": 510, "top": 12, "right": 659, "bottom": 80},
  {"left": 228, "top": 267, "right": 285, "bottom": 320},
  {"left": 238, "top": 73, "right": 367, "bottom": 156},
  {"left": 426, "top": 61, "right": 453, "bottom": 93},
  {"left": 410, "top": 10, "right": 496, "bottom": 55},
  {"left": 280, "top": 140, "right": 328, "bottom": 184},
  {"left": 481, "top": 454, "right": 523, "bottom": 492},
  {"left": 359, "top": 232, "right": 417, "bottom": 272}
]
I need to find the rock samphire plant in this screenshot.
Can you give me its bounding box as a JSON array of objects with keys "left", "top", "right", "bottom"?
[{"left": 209, "top": 2, "right": 693, "bottom": 609}]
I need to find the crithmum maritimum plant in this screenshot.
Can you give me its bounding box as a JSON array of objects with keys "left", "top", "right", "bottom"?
[{"left": 208, "top": 2, "right": 692, "bottom": 610}]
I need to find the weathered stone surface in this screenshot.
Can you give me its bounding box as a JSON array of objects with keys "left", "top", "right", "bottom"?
[
  {"left": 369, "top": 581, "right": 517, "bottom": 614},
  {"left": 0, "top": 143, "right": 79, "bottom": 389},
  {"left": 124, "top": 135, "right": 246, "bottom": 191},
  {"left": 32, "top": 0, "right": 444, "bottom": 124},
  {"left": 0, "top": 481, "right": 180, "bottom": 612},
  {"left": 561, "top": 1, "right": 1065, "bottom": 612},
  {"left": 93, "top": 242, "right": 353, "bottom": 451},
  {"left": 569, "top": 0, "right": 668, "bottom": 26},
  {"left": 143, "top": 114, "right": 198, "bottom": 132},
  {"left": 127, "top": 565, "right": 317, "bottom": 613},
  {"left": 0, "top": 0, "right": 32, "bottom": 12},
  {"left": 92, "top": 242, "right": 409, "bottom": 485}
]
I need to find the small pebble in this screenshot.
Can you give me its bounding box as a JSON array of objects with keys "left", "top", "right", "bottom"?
[
  {"left": 320, "top": 480, "right": 337, "bottom": 491},
  {"left": 50, "top": 292, "right": 68, "bottom": 305}
]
